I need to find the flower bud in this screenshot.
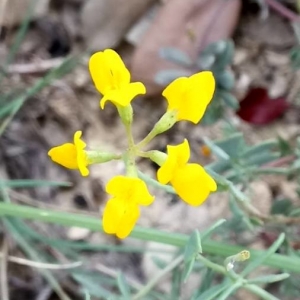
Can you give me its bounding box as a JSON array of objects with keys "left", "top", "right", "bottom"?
[
  {"left": 152, "top": 110, "right": 178, "bottom": 135},
  {"left": 148, "top": 150, "right": 168, "bottom": 166}
]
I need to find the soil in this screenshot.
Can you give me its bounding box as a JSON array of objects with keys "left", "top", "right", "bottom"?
[{"left": 0, "top": 0, "right": 299, "bottom": 299}]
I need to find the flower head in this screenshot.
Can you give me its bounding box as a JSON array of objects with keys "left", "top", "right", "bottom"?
[
  {"left": 163, "top": 71, "right": 215, "bottom": 124},
  {"left": 157, "top": 139, "right": 217, "bottom": 206},
  {"left": 103, "top": 176, "right": 154, "bottom": 239},
  {"left": 48, "top": 131, "right": 89, "bottom": 177},
  {"left": 89, "top": 49, "right": 146, "bottom": 109}
]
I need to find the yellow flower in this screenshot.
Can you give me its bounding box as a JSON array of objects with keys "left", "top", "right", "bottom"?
[
  {"left": 48, "top": 131, "right": 89, "bottom": 177},
  {"left": 162, "top": 71, "right": 215, "bottom": 124},
  {"left": 103, "top": 176, "right": 154, "bottom": 239},
  {"left": 89, "top": 49, "right": 146, "bottom": 109},
  {"left": 157, "top": 139, "right": 217, "bottom": 206}
]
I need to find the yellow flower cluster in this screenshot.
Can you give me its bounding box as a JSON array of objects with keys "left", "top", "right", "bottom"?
[{"left": 48, "top": 49, "right": 217, "bottom": 239}]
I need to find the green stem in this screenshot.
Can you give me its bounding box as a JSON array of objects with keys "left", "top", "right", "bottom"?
[
  {"left": 197, "top": 254, "right": 227, "bottom": 275},
  {"left": 0, "top": 203, "right": 299, "bottom": 273},
  {"left": 245, "top": 284, "right": 281, "bottom": 300},
  {"left": 125, "top": 124, "right": 135, "bottom": 149},
  {"left": 218, "top": 280, "right": 243, "bottom": 300},
  {"left": 86, "top": 151, "right": 121, "bottom": 164},
  {"left": 132, "top": 255, "right": 184, "bottom": 300},
  {"left": 136, "top": 129, "right": 158, "bottom": 149}
]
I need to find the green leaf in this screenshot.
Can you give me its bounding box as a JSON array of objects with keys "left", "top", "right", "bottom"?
[
  {"left": 221, "top": 91, "right": 239, "bottom": 109},
  {"left": 200, "top": 97, "right": 223, "bottom": 125},
  {"left": 183, "top": 230, "right": 202, "bottom": 281},
  {"left": 170, "top": 267, "right": 182, "bottom": 299},
  {"left": 0, "top": 180, "right": 72, "bottom": 188},
  {"left": 84, "top": 291, "right": 91, "bottom": 300},
  {"left": 73, "top": 272, "right": 114, "bottom": 298},
  {"left": 195, "top": 282, "right": 231, "bottom": 300},
  {"left": 245, "top": 284, "right": 281, "bottom": 300},
  {"left": 214, "top": 40, "right": 235, "bottom": 70},
  {"left": 277, "top": 136, "right": 293, "bottom": 155},
  {"left": 185, "top": 230, "right": 202, "bottom": 257},
  {"left": 205, "top": 169, "right": 230, "bottom": 190},
  {"left": 218, "top": 281, "right": 242, "bottom": 300},
  {"left": 201, "top": 219, "right": 227, "bottom": 240},
  {"left": 241, "top": 233, "right": 285, "bottom": 277},
  {"left": 160, "top": 47, "right": 192, "bottom": 66},
  {"left": 244, "top": 152, "right": 281, "bottom": 167},
  {"left": 290, "top": 46, "right": 300, "bottom": 70},
  {"left": 117, "top": 272, "right": 131, "bottom": 299},
  {"left": 194, "top": 269, "right": 214, "bottom": 297},
  {"left": 228, "top": 195, "right": 253, "bottom": 231},
  {"left": 241, "top": 140, "right": 278, "bottom": 158},
  {"left": 155, "top": 69, "right": 192, "bottom": 85},
  {"left": 229, "top": 184, "right": 249, "bottom": 202},
  {"left": 183, "top": 259, "right": 195, "bottom": 283},
  {"left": 271, "top": 199, "right": 293, "bottom": 215},
  {"left": 197, "top": 53, "right": 216, "bottom": 69},
  {"left": 214, "top": 133, "right": 245, "bottom": 158},
  {"left": 217, "top": 70, "right": 235, "bottom": 90},
  {"left": 201, "top": 40, "right": 227, "bottom": 56},
  {"left": 289, "top": 207, "right": 300, "bottom": 216},
  {"left": 248, "top": 273, "right": 290, "bottom": 284},
  {"left": 206, "top": 159, "right": 232, "bottom": 174},
  {"left": 151, "top": 256, "right": 168, "bottom": 269},
  {"left": 203, "top": 137, "right": 230, "bottom": 160}
]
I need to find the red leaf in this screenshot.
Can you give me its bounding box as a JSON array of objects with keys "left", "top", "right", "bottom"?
[{"left": 237, "top": 87, "right": 289, "bottom": 125}]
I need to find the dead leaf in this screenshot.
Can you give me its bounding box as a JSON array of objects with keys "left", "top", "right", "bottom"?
[
  {"left": 0, "top": 0, "right": 49, "bottom": 26},
  {"left": 81, "top": 0, "right": 155, "bottom": 50},
  {"left": 131, "top": 0, "right": 241, "bottom": 95}
]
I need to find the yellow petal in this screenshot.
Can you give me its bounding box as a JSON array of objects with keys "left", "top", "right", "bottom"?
[
  {"left": 168, "top": 139, "right": 190, "bottom": 166},
  {"left": 89, "top": 49, "right": 130, "bottom": 95},
  {"left": 48, "top": 143, "right": 77, "bottom": 169},
  {"left": 157, "top": 155, "right": 177, "bottom": 184},
  {"left": 171, "top": 163, "right": 217, "bottom": 206},
  {"left": 102, "top": 197, "right": 140, "bottom": 239},
  {"left": 163, "top": 72, "right": 215, "bottom": 124},
  {"left": 177, "top": 71, "right": 215, "bottom": 123},
  {"left": 162, "top": 77, "right": 188, "bottom": 111},
  {"left": 106, "top": 176, "right": 128, "bottom": 196},
  {"left": 157, "top": 139, "right": 190, "bottom": 184},
  {"left": 130, "top": 178, "right": 154, "bottom": 206},
  {"left": 106, "top": 176, "right": 153, "bottom": 206},
  {"left": 100, "top": 82, "right": 146, "bottom": 109},
  {"left": 102, "top": 197, "right": 125, "bottom": 235},
  {"left": 116, "top": 204, "right": 140, "bottom": 239},
  {"left": 74, "top": 131, "right": 89, "bottom": 177},
  {"left": 73, "top": 131, "right": 86, "bottom": 149},
  {"left": 77, "top": 154, "right": 89, "bottom": 177}
]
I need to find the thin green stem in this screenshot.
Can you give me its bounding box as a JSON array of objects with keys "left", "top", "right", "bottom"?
[
  {"left": 218, "top": 280, "right": 243, "bottom": 300},
  {"left": 136, "top": 110, "right": 177, "bottom": 149},
  {"left": 132, "top": 255, "right": 184, "bottom": 300},
  {"left": 245, "top": 284, "right": 281, "bottom": 300},
  {"left": 197, "top": 254, "right": 226, "bottom": 275},
  {"left": 136, "top": 129, "right": 158, "bottom": 149},
  {"left": 125, "top": 123, "right": 135, "bottom": 149}
]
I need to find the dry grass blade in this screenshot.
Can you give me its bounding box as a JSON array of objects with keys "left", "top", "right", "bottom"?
[
  {"left": 0, "top": 239, "right": 9, "bottom": 300},
  {"left": 0, "top": 254, "right": 82, "bottom": 270}
]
